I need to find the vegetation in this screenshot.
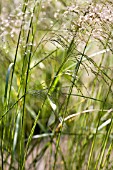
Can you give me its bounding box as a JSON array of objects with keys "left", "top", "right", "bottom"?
[{"left": 0, "top": 0, "right": 113, "bottom": 169}]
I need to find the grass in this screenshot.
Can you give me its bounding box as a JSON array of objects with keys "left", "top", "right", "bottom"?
[{"left": 0, "top": 0, "right": 113, "bottom": 169}]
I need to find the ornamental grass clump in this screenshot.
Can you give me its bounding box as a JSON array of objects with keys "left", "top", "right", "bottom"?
[{"left": 0, "top": 0, "right": 113, "bottom": 169}]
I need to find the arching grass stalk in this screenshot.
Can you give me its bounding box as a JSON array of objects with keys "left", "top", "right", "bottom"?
[
  {"left": 22, "top": 32, "right": 76, "bottom": 170},
  {"left": 1, "top": 63, "right": 14, "bottom": 170},
  {"left": 19, "top": 1, "right": 41, "bottom": 168},
  {"left": 1, "top": 4, "right": 37, "bottom": 163},
  {"left": 7, "top": 1, "right": 43, "bottom": 168},
  {"left": 1, "top": 2, "right": 29, "bottom": 167},
  {"left": 99, "top": 115, "right": 113, "bottom": 169},
  {"left": 30, "top": 49, "right": 58, "bottom": 70},
  {"left": 94, "top": 79, "right": 113, "bottom": 170},
  {"left": 87, "top": 31, "right": 112, "bottom": 170},
  {"left": 103, "top": 139, "right": 113, "bottom": 169},
  {"left": 0, "top": 94, "right": 26, "bottom": 121},
  {"left": 22, "top": 52, "right": 66, "bottom": 168},
  {"left": 7, "top": 0, "right": 28, "bottom": 107},
  {"left": 52, "top": 30, "right": 92, "bottom": 170},
  {"left": 4, "top": 1, "right": 30, "bottom": 168}
]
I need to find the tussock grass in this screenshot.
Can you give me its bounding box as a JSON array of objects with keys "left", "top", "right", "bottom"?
[{"left": 0, "top": 0, "right": 113, "bottom": 169}]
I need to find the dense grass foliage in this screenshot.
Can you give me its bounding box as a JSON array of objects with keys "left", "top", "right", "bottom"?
[{"left": 0, "top": 0, "right": 113, "bottom": 169}]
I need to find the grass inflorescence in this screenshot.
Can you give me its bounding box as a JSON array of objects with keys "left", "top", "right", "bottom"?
[{"left": 0, "top": 0, "right": 113, "bottom": 169}]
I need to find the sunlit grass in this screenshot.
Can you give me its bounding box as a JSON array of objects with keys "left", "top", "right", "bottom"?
[{"left": 0, "top": 0, "right": 113, "bottom": 169}]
